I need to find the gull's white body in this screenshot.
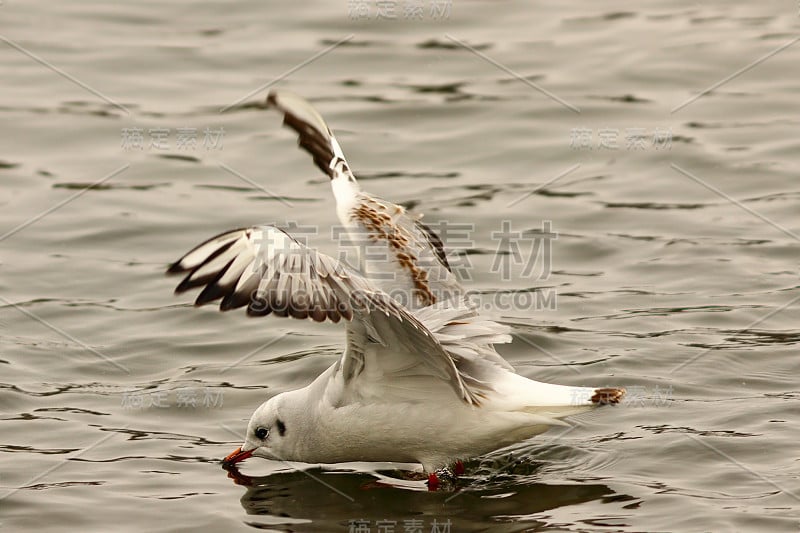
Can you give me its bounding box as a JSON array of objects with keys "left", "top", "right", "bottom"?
[
  {"left": 168, "top": 91, "right": 624, "bottom": 473},
  {"left": 253, "top": 364, "right": 594, "bottom": 471}
]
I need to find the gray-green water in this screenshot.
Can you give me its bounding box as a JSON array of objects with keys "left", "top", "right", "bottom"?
[{"left": 2, "top": 1, "right": 799, "bottom": 531}]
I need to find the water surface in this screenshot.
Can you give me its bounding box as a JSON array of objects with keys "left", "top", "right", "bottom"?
[{"left": 2, "top": 1, "right": 799, "bottom": 531}]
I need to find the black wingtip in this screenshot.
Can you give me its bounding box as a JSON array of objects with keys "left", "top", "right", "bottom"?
[
  {"left": 166, "top": 261, "right": 186, "bottom": 275},
  {"left": 174, "top": 274, "right": 195, "bottom": 294},
  {"left": 194, "top": 282, "right": 230, "bottom": 307}
]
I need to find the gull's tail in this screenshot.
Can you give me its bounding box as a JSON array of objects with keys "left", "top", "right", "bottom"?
[
  {"left": 413, "top": 300, "right": 626, "bottom": 416},
  {"left": 589, "top": 387, "right": 626, "bottom": 405},
  {"left": 494, "top": 372, "right": 626, "bottom": 421}
]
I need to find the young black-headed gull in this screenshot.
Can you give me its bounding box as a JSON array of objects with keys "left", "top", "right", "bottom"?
[{"left": 167, "top": 91, "right": 624, "bottom": 488}]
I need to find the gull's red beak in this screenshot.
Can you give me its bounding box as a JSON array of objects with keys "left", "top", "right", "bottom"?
[{"left": 222, "top": 447, "right": 253, "bottom": 466}]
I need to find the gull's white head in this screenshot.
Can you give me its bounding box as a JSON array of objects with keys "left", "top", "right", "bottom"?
[{"left": 223, "top": 394, "right": 292, "bottom": 466}]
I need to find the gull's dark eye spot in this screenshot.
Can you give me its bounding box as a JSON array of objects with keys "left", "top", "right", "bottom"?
[
  {"left": 255, "top": 427, "right": 269, "bottom": 440},
  {"left": 276, "top": 419, "right": 286, "bottom": 437}
]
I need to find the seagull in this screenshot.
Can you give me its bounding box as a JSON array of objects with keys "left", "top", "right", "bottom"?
[{"left": 167, "top": 91, "right": 625, "bottom": 489}]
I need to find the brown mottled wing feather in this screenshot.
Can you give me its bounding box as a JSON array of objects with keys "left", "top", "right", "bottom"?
[
  {"left": 342, "top": 193, "right": 464, "bottom": 310},
  {"left": 266, "top": 90, "right": 463, "bottom": 309}
]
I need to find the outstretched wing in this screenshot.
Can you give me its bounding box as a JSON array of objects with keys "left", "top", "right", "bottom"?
[
  {"left": 267, "top": 91, "right": 463, "bottom": 310},
  {"left": 167, "top": 225, "right": 364, "bottom": 322},
  {"left": 167, "top": 225, "right": 485, "bottom": 405},
  {"left": 266, "top": 91, "right": 354, "bottom": 182}
]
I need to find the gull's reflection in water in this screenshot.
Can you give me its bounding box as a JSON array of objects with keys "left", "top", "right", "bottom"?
[{"left": 222, "top": 458, "right": 633, "bottom": 532}]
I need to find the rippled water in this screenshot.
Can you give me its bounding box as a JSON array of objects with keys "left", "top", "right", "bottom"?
[{"left": 2, "top": 1, "right": 799, "bottom": 531}]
